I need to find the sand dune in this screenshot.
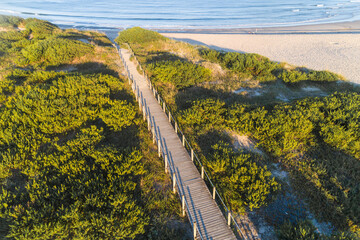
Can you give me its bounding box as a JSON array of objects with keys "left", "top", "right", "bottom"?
[{"left": 162, "top": 23, "right": 360, "bottom": 84}]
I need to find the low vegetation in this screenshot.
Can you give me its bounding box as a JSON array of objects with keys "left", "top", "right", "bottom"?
[
  {"left": 0, "top": 17, "right": 189, "bottom": 239},
  {"left": 148, "top": 60, "right": 211, "bottom": 89},
  {"left": 200, "top": 48, "right": 343, "bottom": 84},
  {"left": 21, "top": 37, "right": 94, "bottom": 67},
  {"left": 116, "top": 27, "right": 360, "bottom": 239}
]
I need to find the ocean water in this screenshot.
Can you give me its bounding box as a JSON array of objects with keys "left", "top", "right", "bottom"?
[{"left": 1, "top": 0, "right": 360, "bottom": 30}]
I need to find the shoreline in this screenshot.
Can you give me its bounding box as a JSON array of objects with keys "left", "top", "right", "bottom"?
[
  {"left": 76, "top": 20, "right": 360, "bottom": 36},
  {"left": 155, "top": 20, "right": 360, "bottom": 34}
]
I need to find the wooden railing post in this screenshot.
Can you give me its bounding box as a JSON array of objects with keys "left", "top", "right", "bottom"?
[
  {"left": 147, "top": 115, "right": 151, "bottom": 131},
  {"left": 181, "top": 195, "right": 185, "bottom": 217},
  {"left": 164, "top": 154, "right": 168, "bottom": 173},
  {"left": 227, "top": 211, "right": 231, "bottom": 226},
  {"left": 201, "top": 166, "right": 204, "bottom": 179},
  {"left": 142, "top": 105, "right": 146, "bottom": 121},
  {"left": 138, "top": 97, "right": 142, "bottom": 110},
  {"left": 175, "top": 122, "right": 178, "bottom": 133},
  {"left": 168, "top": 112, "right": 171, "bottom": 123},
  {"left": 172, "top": 173, "right": 176, "bottom": 193},
  {"left": 152, "top": 125, "right": 156, "bottom": 144},
  {"left": 163, "top": 102, "right": 166, "bottom": 112},
  {"left": 157, "top": 138, "right": 161, "bottom": 157},
  {"left": 193, "top": 221, "right": 197, "bottom": 239},
  {"left": 213, "top": 187, "right": 216, "bottom": 200},
  {"left": 182, "top": 135, "right": 185, "bottom": 147},
  {"left": 191, "top": 149, "right": 194, "bottom": 162}
]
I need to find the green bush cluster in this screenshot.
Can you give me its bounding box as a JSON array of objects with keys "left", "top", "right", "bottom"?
[
  {"left": 24, "top": 18, "right": 60, "bottom": 39},
  {"left": 177, "top": 99, "right": 279, "bottom": 212},
  {"left": 115, "top": 27, "right": 166, "bottom": 45},
  {"left": 0, "top": 31, "right": 27, "bottom": 56},
  {"left": 201, "top": 49, "right": 280, "bottom": 81},
  {"left": 279, "top": 70, "right": 308, "bottom": 83},
  {"left": 178, "top": 98, "right": 226, "bottom": 130},
  {"left": 0, "top": 70, "right": 149, "bottom": 239},
  {"left": 206, "top": 142, "right": 279, "bottom": 212},
  {"left": 201, "top": 48, "right": 344, "bottom": 83},
  {"left": 1, "top": 19, "right": 189, "bottom": 239},
  {"left": 277, "top": 220, "right": 358, "bottom": 240},
  {"left": 21, "top": 37, "right": 93, "bottom": 66},
  {"left": 147, "top": 60, "right": 212, "bottom": 89},
  {"left": 279, "top": 70, "right": 342, "bottom": 83},
  {"left": 227, "top": 93, "right": 360, "bottom": 233},
  {"left": 0, "top": 15, "right": 23, "bottom": 29}
]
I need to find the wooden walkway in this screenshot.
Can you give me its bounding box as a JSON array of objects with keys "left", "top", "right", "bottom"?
[{"left": 119, "top": 48, "right": 237, "bottom": 240}]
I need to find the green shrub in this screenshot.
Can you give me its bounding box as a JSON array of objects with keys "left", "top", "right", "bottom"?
[
  {"left": 307, "top": 71, "right": 341, "bottom": 82},
  {"left": 199, "top": 48, "right": 221, "bottom": 63},
  {"left": 147, "top": 60, "right": 211, "bottom": 89},
  {"left": 0, "top": 127, "right": 147, "bottom": 239},
  {"left": 178, "top": 98, "right": 226, "bottom": 131},
  {"left": 206, "top": 142, "right": 279, "bottom": 212},
  {"left": 24, "top": 18, "right": 59, "bottom": 39},
  {"left": 277, "top": 220, "right": 320, "bottom": 240},
  {"left": 279, "top": 70, "right": 308, "bottom": 83},
  {"left": 227, "top": 93, "right": 360, "bottom": 233},
  {"left": 115, "top": 27, "right": 166, "bottom": 45},
  {"left": 201, "top": 49, "right": 280, "bottom": 81},
  {"left": 0, "top": 31, "right": 25, "bottom": 41},
  {"left": 0, "top": 15, "right": 23, "bottom": 29},
  {"left": 21, "top": 37, "right": 93, "bottom": 66}
]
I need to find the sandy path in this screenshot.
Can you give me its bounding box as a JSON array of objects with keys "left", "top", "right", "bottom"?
[{"left": 162, "top": 33, "right": 360, "bottom": 84}]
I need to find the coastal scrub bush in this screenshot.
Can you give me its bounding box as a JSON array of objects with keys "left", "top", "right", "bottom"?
[
  {"left": 0, "top": 21, "right": 188, "bottom": 238},
  {"left": 0, "top": 15, "right": 23, "bottom": 29},
  {"left": 279, "top": 70, "right": 308, "bottom": 83},
  {"left": 147, "top": 60, "right": 211, "bottom": 89},
  {"left": 205, "top": 142, "right": 279, "bottom": 212},
  {"left": 178, "top": 98, "right": 226, "bottom": 131},
  {"left": 277, "top": 219, "right": 320, "bottom": 240},
  {"left": 0, "top": 72, "right": 149, "bottom": 239},
  {"left": 200, "top": 49, "right": 280, "bottom": 81},
  {"left": 21, "top": 37, "right": 93, "bottom": 66},
  {"left": 0, "top": 127, "right": 148, "bottom": 239},
  {"left": 115, "top": 27, "right": 166, "bottom": 45},
  {"left": 278, "top": 70, "right": 342, "bottom": 83},
  {"left": 307, "top": 70, "right": 341, "bottom": 82},
  {"left": 24, "top": 18, "right": 60, "bottom": 39},
  {"left": 227, "top": 93, "right": 360, "bottom": 233},
  {"left": 0, "top": 31, "right": 25, "bottom": 42},
  {"left": 200, "top": 48, "right": 222, "bottom": 63}
]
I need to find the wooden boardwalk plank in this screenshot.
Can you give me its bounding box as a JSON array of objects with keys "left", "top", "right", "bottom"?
[{"left": 120, "top": 48, "right": 237, "bottom": 240}]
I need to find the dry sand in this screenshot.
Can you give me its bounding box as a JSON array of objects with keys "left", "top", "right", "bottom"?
[{"left": 161, "top": 21, "right": 360, "bottom": 84}]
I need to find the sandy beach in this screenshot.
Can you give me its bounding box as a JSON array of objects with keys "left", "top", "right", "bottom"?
[{"left": 161, "top": 21, "right": 360, "bottom": 84}]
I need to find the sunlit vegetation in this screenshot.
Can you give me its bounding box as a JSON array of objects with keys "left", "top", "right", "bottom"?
[
  {"left": 115, "top": 27, "right": 166, "bottom": 45},
  {"left": 205, "top": 142, "right": 279, "bottom": 212},
  {"left": 0, "top": 15, "right": 23, "bottom": 30},
  {"left": 116, "top": 27, "right": 360, "bottom": 238},
  {"left": 277, "top": 220, "right": 358, "bottom": 240},
  {"left": 200, "top": 48, "right": 344, "bottom": 84},
  {"left": 148, "top": 60, "right": 211, "bottom": 89},
  {"left": 23, "top": 18, "right": 61, "bottom": 39},
  {"left": 21, "top": 37, "right": 94, "bottom": 67},
  {"left": 201, "top": 49, "right": 281, "bottom": 81},
  {"left": 0, "top": 17, "right": 189, "bottom": 239}
]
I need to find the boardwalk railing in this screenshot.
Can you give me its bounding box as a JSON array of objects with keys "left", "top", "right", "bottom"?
[{"left": 117, "top": 43, "right": 247, "bottom": 240}]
